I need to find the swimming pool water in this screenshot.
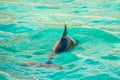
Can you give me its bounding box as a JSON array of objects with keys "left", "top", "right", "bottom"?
[{"left": 0, "top": 0, "right": 120, "bottom": 80}]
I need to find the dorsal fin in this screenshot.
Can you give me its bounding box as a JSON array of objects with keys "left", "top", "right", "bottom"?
[{"left": 62, "top": 24, "right": 67, "bottom": 37}]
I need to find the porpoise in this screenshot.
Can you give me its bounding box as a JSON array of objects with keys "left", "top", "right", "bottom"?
[{"left": 46, "top": 24, "right": 76, "bottom": 64}]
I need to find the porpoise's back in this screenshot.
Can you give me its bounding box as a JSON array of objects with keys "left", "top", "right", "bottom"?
[{"left": 53, "top": 25, "right": 75, "bottom": 53}]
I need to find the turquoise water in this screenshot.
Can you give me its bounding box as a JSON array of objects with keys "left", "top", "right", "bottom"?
[{"left": 0, "top": 0, "right": 120, "bottom": 80}]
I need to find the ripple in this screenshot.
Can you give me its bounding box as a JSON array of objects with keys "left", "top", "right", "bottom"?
[
  {"left": 15, "top": 54, "right": 32, "bottom": 58},
  {"left": 36, "top": 6, "right": 59, "bottom": 9},
  {"left": 84, "top": 59, "right": 101, "bottom": 65},
  {"left": 114, "top": 3, "right": 120, "bottom": 11},
  {"left": 52, "top": 52, "right": 80, "bottom": 64},
  {"left": 49, "top": 71, "right": 67, "bottom": 80},
  {"left": 109, "top": 67, "right": 120, "bottom": 76},
  {"left": 0, "top": 3, "right": 29, "bottom": 13},
  {"left": 0, "top": 74, "right": 7, "bottom": 80},
  {"left": 91, "top": 20, "right": 120, "bottom": 25},
  {"left": 69, "top": 9, "right": 89, "bottom": 14},
  {"left": 101, "top": 55, "right": 120, "bottom": 61},
  {"left": 0, "top": 34, "right": 11, "bottom": 39},
  {"left": 0, "top": 24, "right": 34, "bottom": 33},
  {"left": 81, "top": 74, "right": 119, "bottom": 80},
  {"left": 66, "top": 74, "right": 83, "bottom": 79},
  {"left": 33, "top": 50, "right": 46, "bottom": 55},
  {"left": 0, "top": 46, "right": 20, "bottom": 52},
  {"left": 0, "top": 34, "right": 12, "bottom": 42}
]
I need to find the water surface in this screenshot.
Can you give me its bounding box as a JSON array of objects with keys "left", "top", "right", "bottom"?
[{"left": 0, "top": 0, "right": 120, "bottom": 80}]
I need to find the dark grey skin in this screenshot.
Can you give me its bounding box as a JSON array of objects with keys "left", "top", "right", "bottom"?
[{"left": 46, "top": 24, "right": 76, "bottom": 64}]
